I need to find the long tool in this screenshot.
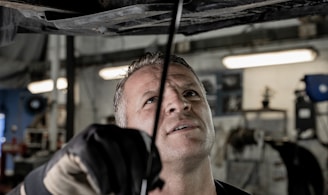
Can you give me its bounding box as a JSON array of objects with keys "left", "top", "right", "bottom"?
[{"left": 140, "top": 0, "right": 184, "bottom": 194}]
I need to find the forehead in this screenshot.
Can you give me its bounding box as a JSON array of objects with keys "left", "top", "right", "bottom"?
[{"left": 125, "top": 63, "right": 200, "bottom": 88}]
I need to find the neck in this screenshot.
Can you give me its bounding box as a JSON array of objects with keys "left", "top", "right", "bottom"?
[{"left": 149, "top": 156, "right": 216, "bottom": 195}]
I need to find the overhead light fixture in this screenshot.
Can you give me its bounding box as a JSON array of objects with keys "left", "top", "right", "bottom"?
[
  {"left": 28, "top": 78, "right": 67, "bottom": 94},
  {"left": 99, "top": 65, "right": 129, "bottom": 80},
  {"left": 222, "top": 48, "right": 317, "bottom": 69}
]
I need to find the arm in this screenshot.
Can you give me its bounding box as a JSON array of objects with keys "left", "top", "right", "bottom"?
[{"left": 8, "top": 124, "right": 163, "bottom": 195}]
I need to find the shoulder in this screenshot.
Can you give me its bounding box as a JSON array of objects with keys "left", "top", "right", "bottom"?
[{"left": 214, "top": 180, "right": 251, "bottom": 195}]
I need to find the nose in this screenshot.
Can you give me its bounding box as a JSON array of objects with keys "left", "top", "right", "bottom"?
[{"left": 164, "top": 90, "right": 191, "bottom": 114}]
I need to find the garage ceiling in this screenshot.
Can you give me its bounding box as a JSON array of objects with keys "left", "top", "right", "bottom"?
[
  {"left": 0, "top": 0, "right": 328, "bottom": 88},
  {"left": 1, "top": 0, "right": 328, "bottom": 39}
]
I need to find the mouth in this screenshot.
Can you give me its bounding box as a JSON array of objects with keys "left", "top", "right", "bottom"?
[
  {"left": 173, "top": 124, "right": 189, "bottom": 131},
  {"left": 168, "top": 122, "right": 197, "bottom": 134}
]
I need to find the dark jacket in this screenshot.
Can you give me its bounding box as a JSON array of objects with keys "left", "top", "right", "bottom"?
[{"left": 215, "top": 180, "right": 251, "bottom": 195}]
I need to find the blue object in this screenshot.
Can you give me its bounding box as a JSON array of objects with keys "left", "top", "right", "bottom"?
[
  {"left": 0, "top": 113, "right": 5, "bottom": 157},
  {"left": 304, "top": 74, "right": 328, "bottom": 102}
]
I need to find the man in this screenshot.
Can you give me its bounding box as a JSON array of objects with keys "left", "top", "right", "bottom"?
[
  {"left": 113, "top": 52, "right": 250, "bottom": 195},
  {"left": 8, "top": 52, "right": 250, "bottom": 195}
]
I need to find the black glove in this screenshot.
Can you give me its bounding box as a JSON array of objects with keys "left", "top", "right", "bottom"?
[{"left": 16, "top": 124, "right": 163, "bottom": 195}]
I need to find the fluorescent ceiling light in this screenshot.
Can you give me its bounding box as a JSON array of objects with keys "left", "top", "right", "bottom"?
[
  {"left": 28, "top": 78, "right": 67, "bottom": 94},
  {"left": 222, "top": 48, "right": 317, "bottom": 69},
  {"left": 99, "top": 65, "right": 129, "bottom": 80}
]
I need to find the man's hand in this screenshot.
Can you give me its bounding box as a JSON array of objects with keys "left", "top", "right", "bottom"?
[{"left": 18, "top": 124, "right": 163, "bottom": 195}]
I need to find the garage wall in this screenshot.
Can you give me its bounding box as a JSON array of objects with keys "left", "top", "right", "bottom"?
[{"left": 75, "top": 66, "right": 120, "bottom": 132}]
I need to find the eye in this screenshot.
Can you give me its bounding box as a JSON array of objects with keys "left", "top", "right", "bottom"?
[
  {"left": 144, "top": 96, "right": 158, "bottom": 105},
  {"left": 183, "top": 90, "right": 200, "bottom": 98}
]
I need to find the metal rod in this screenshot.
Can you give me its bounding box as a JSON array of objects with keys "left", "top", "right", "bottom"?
[
  {"left": 141, "top": 0, "right": 184, "bottom": 194},
  {"left": 65, "top": 36, "right": 75, "bottom": 142},
  {"left": 49, "top": 35, "right": 60, "bottom": 151}
]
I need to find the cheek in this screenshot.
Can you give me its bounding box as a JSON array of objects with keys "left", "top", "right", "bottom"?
[
  {"left": 199, "top": 103, "right": 214, "bottom": 129},
  {"left": 127, "top": 112, "right": 155, "bottom": 136}
]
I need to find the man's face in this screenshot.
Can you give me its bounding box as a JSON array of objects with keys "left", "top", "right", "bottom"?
[{"left": 124, "top": 64, "right": 215, "bottom": 163}]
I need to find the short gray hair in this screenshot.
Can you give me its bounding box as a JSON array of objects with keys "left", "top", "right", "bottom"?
[{"left": 113, "top": 51, "right": 199, "bottom": 127}]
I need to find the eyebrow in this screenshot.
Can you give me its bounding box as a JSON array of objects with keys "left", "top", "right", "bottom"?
[
  {"left": 141, "top": 90, "right": 158, "bottom": 101},
  {"left": 170, "top": 74, "right": 201, "bottom": 89},
  {"left": 135, "top": 90, "right": 157, "bottom": 110},
  {"left": 140, "top": 82, "right": 196, "bottom": 96},
  {"left": 139, "top": 73, "right": 201, "bottom": 99},
  {"left": 183, "top": 81, "right": 199, "bottom": 88}
]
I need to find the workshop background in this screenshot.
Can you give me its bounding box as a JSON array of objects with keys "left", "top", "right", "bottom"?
[{"left": 0, "top": 1, "right": 328, "bottom": 195}]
